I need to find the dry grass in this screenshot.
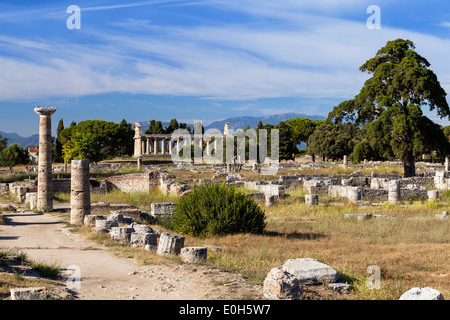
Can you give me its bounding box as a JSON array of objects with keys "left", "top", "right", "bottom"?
[{"left": 3, "top": 161, "right": 448, "bottom": 300}]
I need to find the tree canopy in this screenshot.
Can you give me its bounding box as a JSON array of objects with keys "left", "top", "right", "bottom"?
[
  {"left": 0, "top": 143, "right": 29, "bottom": 171},
  {"left": 61, "top": 119, "right": 133, "bottom": 163},
  {"left": 328, "top": 39, "right": 450, "bottom": 176},
  {"left": 307, "top": 123, "right": 358, "bottom": 161}
]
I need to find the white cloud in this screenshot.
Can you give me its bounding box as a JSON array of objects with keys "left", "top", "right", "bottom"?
[{"left": 0, "top": 1, "right": 449, "bottom": 110}]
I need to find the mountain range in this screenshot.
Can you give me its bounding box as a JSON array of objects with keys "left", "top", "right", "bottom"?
[
  {"left": 2, "top": 113, "right": 326, "bottom": 148},
  {"left": 0, "top": 131, "right": 39, "bottom": 148},
  {"left": 139, "top": 112, "right": 325, "bottom": 133}
]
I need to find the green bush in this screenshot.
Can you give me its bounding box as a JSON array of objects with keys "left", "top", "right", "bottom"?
[{"left": 172, "top": 183, "right": 266, "bottom": 238}]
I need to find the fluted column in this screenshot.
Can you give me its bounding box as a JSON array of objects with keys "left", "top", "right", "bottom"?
[
  {"left": 34, "top": 107, "right": 56, "bottom": 212},
  {"left": 154, "top": 138, "right": 158, "bottom": 155}
]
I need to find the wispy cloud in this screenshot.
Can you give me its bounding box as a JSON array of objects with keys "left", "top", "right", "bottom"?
[
  {"left": 83, "top": 0, "right": 183, "bottom": 12},
  {"left": 0, "top": 0, "right": 449, "bottom": 107}
]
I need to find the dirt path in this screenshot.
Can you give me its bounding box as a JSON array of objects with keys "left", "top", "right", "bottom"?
[{"left": 0, "top": 209, "right": 263, "bottom": 300}]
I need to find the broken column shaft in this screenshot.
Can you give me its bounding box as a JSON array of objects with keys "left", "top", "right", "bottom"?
[{"left": 70, "top": 160, "right": 91, "bottom": 225}]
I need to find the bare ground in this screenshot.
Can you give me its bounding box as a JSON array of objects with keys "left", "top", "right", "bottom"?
[{"left": 0, "top": 207, "right": 263, "bottom": 300}]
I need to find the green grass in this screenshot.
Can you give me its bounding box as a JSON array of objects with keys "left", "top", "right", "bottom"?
[{"left": 31, "top": 261, "right": 61, "bottom": 279}]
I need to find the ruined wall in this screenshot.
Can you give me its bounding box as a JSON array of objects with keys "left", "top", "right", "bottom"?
[{"left": 105, "top": 172, "right": 160, "bottom": 193}]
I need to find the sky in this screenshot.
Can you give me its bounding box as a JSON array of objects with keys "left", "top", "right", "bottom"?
[{"left": 1, "top": 0, "right": 450, "bottom": 136}]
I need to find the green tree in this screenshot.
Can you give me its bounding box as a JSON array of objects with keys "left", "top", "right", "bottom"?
[
  {"left": 0, "top": 134, "right": 8, "bottom": 152},
  {"left": 285, "top": 118, "right": 325, "bottom": 150},
  {"left": 166, "top": 119, "right": 179, "bottom": 134},
  {"left": 53, "top": 118, "right": 64, "bottom": 163},
  {"left": 0, "top": 143, "right": 29, "bottom": 171},
  {"left": 62, "top": 131, "right": 102, "bottom": 163},
  {"left": 179, "top": 122, "right": 192, "bottom": 133},
  {"left": 275, "top": 121, "right": 297, "bottom": 161},
  {"left": 307, "top": 123, "right": 357, "bottom": 161},
  {"left": 145, "top": 120, "right": 165, "bottom": 134},
  {"left": 328, "top": 39, "right": 450, "bottom": 177},
  {"left": 60, "top": 120, "right": 133, "bottom": 163}
]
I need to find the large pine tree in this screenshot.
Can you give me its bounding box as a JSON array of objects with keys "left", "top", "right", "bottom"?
[{"left": 328, "top": 39, "right": 450, "bottom": 176}]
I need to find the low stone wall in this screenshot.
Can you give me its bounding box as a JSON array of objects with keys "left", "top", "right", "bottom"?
[
  {"left": 244, "top": 181, "right": 285, "bottom": 198},
  {"left": 52, "top": 179, "right": 107, "bottom": 194},
  {"left": 105, "top": 172, "right": 160, "bottom": 193}
]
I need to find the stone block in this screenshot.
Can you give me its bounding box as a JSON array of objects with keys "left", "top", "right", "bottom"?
[
  {"left": 83, "top": 215, "right": 105, "bottom": 227},
  {"left": 25, "top": 192, "right": 38, "bottom": 210},
  {"left": 263, "top": 268, "right": 301, "bottom": 300},
  {"left": 10, "top": 287, "right": 47, "bottom": 300},
  {"left": 435, "top": 211, "right": 449, "bottom": 220},
  {"left": 427, "top": 190, "right": 439, "bottom": 201},
  {"left": 94, "top": 219, "right": 118, "bottom": 232},
  {"left": 357, "top": 213, "right": 373, "bottom": 221},
  {"left": 181, "top": 247, "right": 207, "bottom": 263},
  {"left": 110, "top": 227, "right": 134, "bottom": 242},
  {"left": 305, "top": 194, "right": 318, "bottom": 206},
  {"left": 328, "top": 282, "right": 352, "bottom": 294},
  {"left": 399, "top": 287, "right": 444, "bottom": 300},
  {"left": 130, "top": 232, "right": 157, "bottom": 248},
  {"left": 151, "top": 203, "right": 175, "bottom": 217},
  {"left": 281, "top": 258, "right": 339, "bottom": 285},
  {"left": 156, "top": 232, "right": 185, "bottom": 256}
]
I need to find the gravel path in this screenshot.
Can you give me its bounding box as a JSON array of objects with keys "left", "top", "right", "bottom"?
[{"left": 0, "top": 209, "right": 263, "bottom": 300}]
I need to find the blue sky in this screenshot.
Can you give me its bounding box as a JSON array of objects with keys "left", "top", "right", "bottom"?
[{"left": 1, "top": 0, "right": 450, "bottom": 136}]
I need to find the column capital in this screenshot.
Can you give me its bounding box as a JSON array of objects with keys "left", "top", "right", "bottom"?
[{"left": 34, "top": 106, "right": 56, "bottom": 116}]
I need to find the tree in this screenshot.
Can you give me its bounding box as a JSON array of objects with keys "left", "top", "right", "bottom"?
[
  {"left": 60, "top": 120, "right": 134, "bottom": 163},
  {"left": 275, "top": 121, "right": 297, "bottom": 160},
  {"left": 62, "top": 131, "right": 102, "bottom": 163},
  {"left": 179, "top": 122, "right": 192, "bottom": 134},
  {"left": 328, "top": 39, "right": 450, "bottom": 177},
  {"left": 166, "top": 119, "right": 179, "bottom": 134},
  {"left": 145, "top": 120, "right": 165, "bottom": 134},
  {"left": 0, "top": 134, "right": 8, "bottom": 152},
  {"left": 285, "top": 118, "right": 325, "bottom": 156},
  {"left": 307, "top": 123, "right": 357, "bottom": 161},
  {"left": 0, "top": 143, "right": 29, "bottom": 171},
  {"left": 53, "top": 118, "right": 64, "bottom": 163}
]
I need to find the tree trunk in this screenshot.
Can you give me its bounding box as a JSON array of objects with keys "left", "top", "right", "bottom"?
[{"left": 403, "top": 151, "right": 415, "bottom": 177}]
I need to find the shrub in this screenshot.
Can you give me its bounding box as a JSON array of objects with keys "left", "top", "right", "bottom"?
[{"left": 172, "top": 183, "right": 266, "bottom": 238}]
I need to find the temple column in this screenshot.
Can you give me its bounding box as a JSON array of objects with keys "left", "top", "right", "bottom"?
[
  {"left": 34, "top": 106, "right": 56, "bottom": 212},
  {"left": 154, "top": 138, "right": 158, "bottom": 155}
]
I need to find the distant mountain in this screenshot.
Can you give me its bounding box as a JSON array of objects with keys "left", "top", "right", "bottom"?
[
  {"left": 0, "top": 131, "right": 39, "bottom": 148},
  {"left": 139, "top": 113, "right": 326, "bottom": 133},
  {"left": 205, "top": 113, "right": 326, "bottom": 131}
]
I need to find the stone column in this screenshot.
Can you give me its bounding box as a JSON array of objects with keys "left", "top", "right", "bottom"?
[
  {"left": 445, "top": 157, "right": 449, "bottom": 172},
  {"left": 162, "top": 138, "right": 166, "bottom": 155},
  {"left": 343, "top": 155, "right": 348, "bottom": 168},
  {"left": 388, "top": 180, "right": 401, "bottom": 204},
  {"left": 34, "top": 107, "right": 56, "bottom": 212},
  {"left": 133, "top": 123, "right": 142, "bottom": 158},
  {"left": 206, "top": 140, "right": 211, "bottom": 157},
  {"left": 157, "top": 232, "right": 185, "bottom": 256},
  {"left": 347, "top": 187, "right": 362, "bottom": 203},
  {"left": 70, "top": 160, "right": 91, "bottom": 225},
  {"left": 169, "top": 139, "right": 173, "bottom": 155},
  {"left": 154, "top": 138, "right": 158, "bottom": 155}
]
